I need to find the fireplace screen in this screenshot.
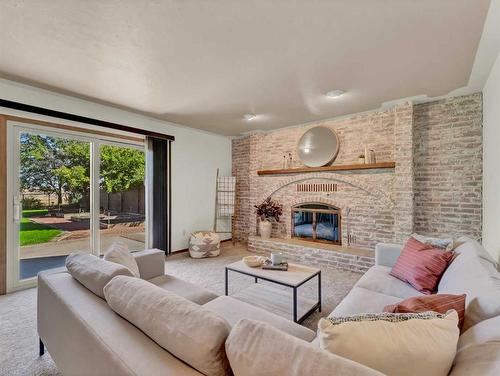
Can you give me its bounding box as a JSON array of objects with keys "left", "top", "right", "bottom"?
[{"left": 292, "top": 203, "right": 341, "bottom": 244}]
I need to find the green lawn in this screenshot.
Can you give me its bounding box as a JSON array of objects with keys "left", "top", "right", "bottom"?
[{"left": 20, "top": 210, "right": 62, "bottom": 246}]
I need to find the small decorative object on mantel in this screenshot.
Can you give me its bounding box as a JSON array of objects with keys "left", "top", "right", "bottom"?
[
  {"left": 358, "top": 154, "right": 365, "bottom": 164},
  {"left": 368, "top": 150, "right": 376, "bottom": 164},
  {"left": 364, "top": 148, "right": 376, "bottom": 164},
  {"left": 288, "top": 152, "right": 293, "bottom": 169},
  {"left": 254, "top": 197, "right": 283, "bottom": 239}
]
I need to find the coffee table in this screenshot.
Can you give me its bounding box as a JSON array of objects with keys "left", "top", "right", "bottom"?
[{"left": 225, "top": 260, "right": 321, "bottom": 323}]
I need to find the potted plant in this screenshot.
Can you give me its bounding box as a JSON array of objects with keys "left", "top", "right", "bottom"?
[
  {"left": 358, "top": 153, "right": 365, "bottom": 164},
  {"left": 254, "top": 197, "right": 283, "bottom": 239}
]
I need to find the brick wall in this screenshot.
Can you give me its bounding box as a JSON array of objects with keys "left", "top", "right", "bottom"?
[
  {"left": 247, "top": 236, "right": 375, "bottom": 273},
  {"left": 413, "top": 94, "right": 483, "bottom": 239},
  {"left": 232, "top": 137, "right": 251, "bottom": 242},
  {"left": 232, "top": 93, "right": 483, "bottom": 249}
]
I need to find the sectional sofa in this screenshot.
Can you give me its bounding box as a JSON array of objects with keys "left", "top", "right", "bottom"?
[{"left": 37, "top": 237, "right": 500, "bottom": 375}]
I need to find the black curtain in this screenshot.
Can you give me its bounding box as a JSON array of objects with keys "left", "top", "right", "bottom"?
[{"left": 148, "top": 137, "right": 172, "bottom": 255}]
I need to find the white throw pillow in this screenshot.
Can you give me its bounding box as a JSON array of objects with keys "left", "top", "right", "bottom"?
[
  {"left": 104, "top": 242, "right": 140, "bottom": 278},
  {"left": 318, "top": 311, "right": 459, "bottom": 376}
]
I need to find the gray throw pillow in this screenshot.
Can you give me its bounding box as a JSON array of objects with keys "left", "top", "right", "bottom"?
[{"left": 65, "top": 252, "right": 134, "bottom": 298}]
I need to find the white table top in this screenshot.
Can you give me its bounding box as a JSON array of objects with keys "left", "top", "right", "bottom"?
[{"left": 226, "top": 260, "right": 320, "bottom": 287}]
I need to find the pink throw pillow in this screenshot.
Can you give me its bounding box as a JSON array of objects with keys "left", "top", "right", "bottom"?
[
  {"left": 384, "top": 294, "right": 466, "bottom": 330},
  {"left": 390, "top": 237, "right": 454, "bottom": 294}
]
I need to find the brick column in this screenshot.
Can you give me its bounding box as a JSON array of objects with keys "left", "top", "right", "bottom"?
[
  {"left": 231, "top": 136, "right": 251, "bottom": 242},
  {"left": 248, "top": 132, "right": 264, "bottom": 238},
  {"left": 392, "top": 102, "right": 415, "bottom": 243}
]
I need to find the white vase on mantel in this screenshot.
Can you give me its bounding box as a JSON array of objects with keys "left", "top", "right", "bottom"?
[{"left": 259, "top": 219, "right": 272, "bottom": 239}]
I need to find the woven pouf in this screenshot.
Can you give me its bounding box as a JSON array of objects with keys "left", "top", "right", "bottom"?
[{"left": 189, "top": 231, "right": 221, "bottom": 258}]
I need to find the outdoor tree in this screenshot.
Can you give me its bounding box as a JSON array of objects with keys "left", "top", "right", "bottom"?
[
  {"left": 20, "top": 134, "right": 75, "bottom": 205},
  {"left": 56, "top": 140, "right": 91, "bottom": 203},
  {"left": 20, "top": 134, "right": 145, "bottom": 209},
  {"left": 100, "top": 145, "right": 145, "bottom": 193}
]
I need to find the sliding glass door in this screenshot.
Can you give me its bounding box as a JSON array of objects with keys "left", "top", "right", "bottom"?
[
  {"left": 7, "top": 122, "right": 146, "bottom": 292},
  {"left": 98, "top": 143, "right": 146, "bottom": 252}
]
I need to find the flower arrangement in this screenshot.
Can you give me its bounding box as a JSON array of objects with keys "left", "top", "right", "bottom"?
[{"left": 254, "top": 197, "right": 283, "bottom": 222}]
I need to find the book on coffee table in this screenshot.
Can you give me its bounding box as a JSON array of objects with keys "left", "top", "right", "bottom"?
[{"left": 262, "top": 260, "right": 288, "bottom": 271}]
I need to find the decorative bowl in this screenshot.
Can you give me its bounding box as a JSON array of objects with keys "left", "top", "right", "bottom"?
[{"left": 243, "top": 256, "right": 265, "bottom": 267}]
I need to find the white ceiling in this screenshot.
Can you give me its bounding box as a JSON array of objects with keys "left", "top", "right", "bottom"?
[{"left": 0, "top": 0, "right": 491, "bottom": 136}]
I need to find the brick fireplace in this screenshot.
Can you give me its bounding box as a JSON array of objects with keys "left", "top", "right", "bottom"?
[
  {"left": 291, "top": 203, "right": 341, "bottom": 245},
  {"left": 232, "top": 94, "right": 483, "bottom": 272}
]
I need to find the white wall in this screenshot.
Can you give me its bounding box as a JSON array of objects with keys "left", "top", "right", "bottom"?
[
  {"left": 0, "top": 79, "right": 232, "bottom": 252},
  {"left": 483, "top": 51, "right": 500, "bottom": 262}
]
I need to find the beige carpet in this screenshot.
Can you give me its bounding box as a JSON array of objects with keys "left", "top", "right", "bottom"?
[{"left": 0, "top": 243, "right": 362, "bottom": 375}]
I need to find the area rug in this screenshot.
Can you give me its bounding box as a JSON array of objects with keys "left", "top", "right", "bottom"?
[{"left": 0, "top": 243, "right": 362, "bottom": 375}]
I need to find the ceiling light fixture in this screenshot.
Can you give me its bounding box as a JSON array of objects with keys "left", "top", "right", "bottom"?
[
  {"left": 243, "top": 113, "right": 257, "bottom": 121},
  {"left": 326, "top": 89, "right": 345, "bottom": 98}
]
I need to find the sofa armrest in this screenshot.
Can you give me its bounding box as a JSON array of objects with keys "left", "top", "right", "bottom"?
[
  {"left": 375, "top": 243, "right": 403, "bottom": 267},
  {"left": 133, "top": 249, "right": 165, "bottom": 279}
]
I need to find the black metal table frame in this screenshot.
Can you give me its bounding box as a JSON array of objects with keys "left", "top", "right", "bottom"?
[{"left": 225, "top": 266, "right": 321, "bottom": 324}]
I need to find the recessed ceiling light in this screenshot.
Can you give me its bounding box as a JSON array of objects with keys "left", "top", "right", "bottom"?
[
  {"left": 243, "top": 113, "right": 257, "bottom": 121},
  {"left": 326, "top": 89, "right": 345, "bottom": 98}
]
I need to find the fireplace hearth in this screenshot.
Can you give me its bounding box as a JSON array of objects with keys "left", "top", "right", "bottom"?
[{"left": 292, "top": 203, "right": 341, "bottom": 245}]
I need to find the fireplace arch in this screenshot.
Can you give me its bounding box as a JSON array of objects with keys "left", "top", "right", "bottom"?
[{"left": 292, "top": 203, "right": 341, "bottom": 245}]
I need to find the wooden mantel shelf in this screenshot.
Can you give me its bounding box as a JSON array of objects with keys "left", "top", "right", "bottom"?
[{"left": 257, "top": 162, "right": 396, "bottom": 176}]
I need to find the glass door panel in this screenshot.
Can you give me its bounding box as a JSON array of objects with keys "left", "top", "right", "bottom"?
[
  {"left": 98, "top": 143, "right": 146, "bottom": 253},
  {"left": 17, "top": 131, "right": 92, "bottom": 280},
  {"left": 8, "top": 123, "right": 148, "bottom": 292}
]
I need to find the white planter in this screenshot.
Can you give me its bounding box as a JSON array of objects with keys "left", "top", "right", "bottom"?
[{"left": 259, "top": 220, "right": 272, "bottom": 239}]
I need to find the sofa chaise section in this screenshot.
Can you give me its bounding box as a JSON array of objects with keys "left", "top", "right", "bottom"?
[{"left": 38, "top": 270, "right": 203, "bottom": 376}]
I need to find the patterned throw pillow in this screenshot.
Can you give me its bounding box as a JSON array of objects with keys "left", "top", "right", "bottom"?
[
  {"left": 326, "top": 311, "right": 448, "bottom": 324},
  {"left": 318, "top": 311, "right": 459, "bottom": 376},
  {"left": 383, "top": 294, "right": 466, "bottom": 330},
  {"left": 390, "top": 237, "right": 454, "bottom": 294},
  {"left": 410, "top": 233, "right": 454, "bottom": 251}
]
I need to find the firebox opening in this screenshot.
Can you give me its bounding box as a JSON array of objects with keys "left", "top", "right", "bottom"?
[{"left": 292, "top": 203, "right": 341, "bottom": 245}]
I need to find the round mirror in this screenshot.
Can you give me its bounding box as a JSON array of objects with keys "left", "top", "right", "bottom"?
[{"left": 297, "top": 126, "right": 340, "bottom": 167}]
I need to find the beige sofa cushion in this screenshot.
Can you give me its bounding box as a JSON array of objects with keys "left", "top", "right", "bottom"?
[
  {"left": 203, "top": 296, "right": 315, "bottom": 342},
  {"left": 438, "top": 240, "right": 500, "bottom": 330},
  {"left": 453, "top": 236, "right": 497, "bottom": 266},
  {"left": 457, "top": 315, "right": 500, "bottom": 352},
  {"left": 329, "top": 286, "right": 402, "bottom": 318},
  {"left": 354, "top": 265, "right": 423, "bottom": 299},
  {"left": 104, "top": 276, "right": 231, "bottom": 376},
  {"left": 318, "top": 311, "right": 459, "bottom": 376},
  {"left": 450, "top": 343, "right": 500, "bottom": 376},
  {"left": 148, "top": 274, "right": 218, "bottom": 305},
  {"left": 225, "top": 319, "right": 383, "bottom": 376},
  {"left": 65, "top": 252, "right": 133, "bottom": 298},
  {"left": 104, "top": 242, "right": 140, "bottom": 277},
  {"left": 450, "top": 315, "right": 500, "bottom": 375}
]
